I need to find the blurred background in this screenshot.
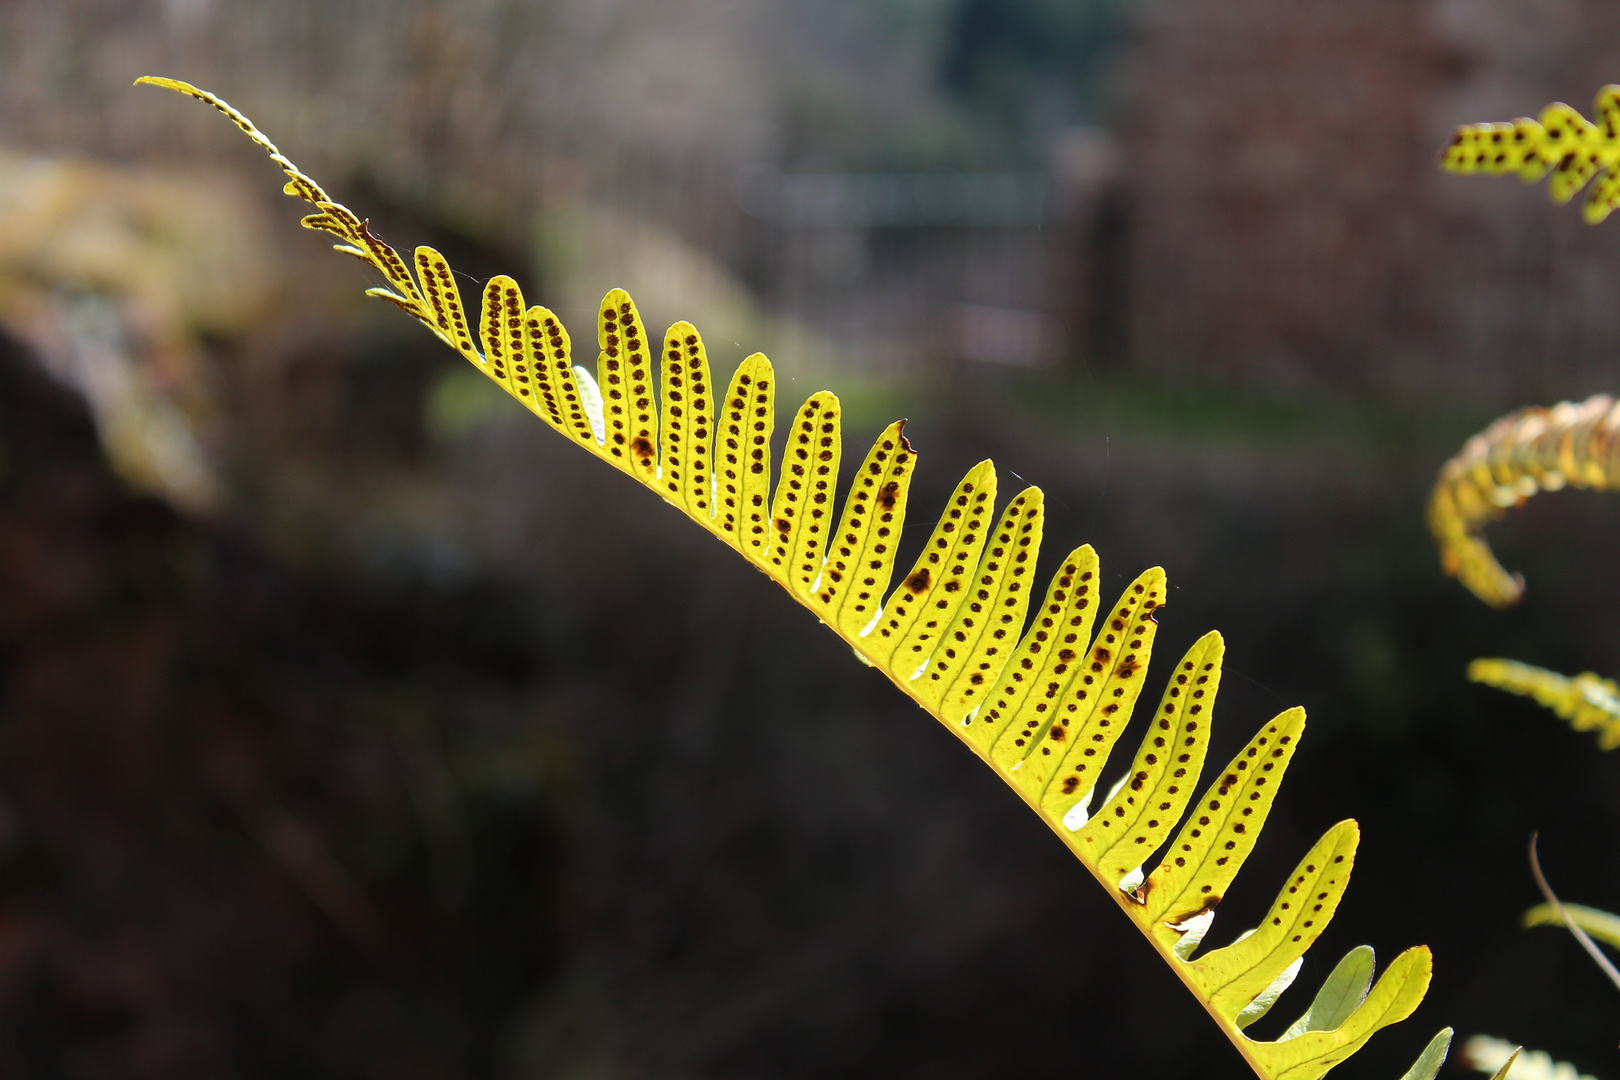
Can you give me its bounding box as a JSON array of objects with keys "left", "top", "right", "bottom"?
[{"left": 1, "top": 1, "right": 1620, "bottom": 1077}]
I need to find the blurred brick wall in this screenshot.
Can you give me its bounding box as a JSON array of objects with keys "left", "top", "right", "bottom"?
[{"left": 1120, "top": 0, "right": 1620, "bottom": 404}]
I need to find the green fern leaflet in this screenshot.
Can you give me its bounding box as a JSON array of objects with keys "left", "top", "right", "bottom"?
[{"left": 140, "top": 76, "right": 1444, "bottom": 1080}]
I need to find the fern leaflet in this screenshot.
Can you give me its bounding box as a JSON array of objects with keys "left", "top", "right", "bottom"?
[
  {"left": 1397, "top": 1029, "right": 1454, "bottom": 1080},
  {"left": 139, "top": 76, "right": 1442, "bottom": 1080}
]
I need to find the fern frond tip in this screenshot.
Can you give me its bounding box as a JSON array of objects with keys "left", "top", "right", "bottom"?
[{"left": 1442, "top": 86, "right": 1620, "bottom": 222}]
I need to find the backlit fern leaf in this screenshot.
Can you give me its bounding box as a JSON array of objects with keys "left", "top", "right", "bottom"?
[
  {"left": 1442, "top": 85, "right": 1620, "bottom": 223},
  {"left": 140, "top": 76, "right": 1442, "bottom": 1080},
  {"left": 1428, "top": 394, "right": 1620, "bottom": 608}
]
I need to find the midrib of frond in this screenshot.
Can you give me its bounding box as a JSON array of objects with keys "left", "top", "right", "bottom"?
[{"left": 139, "top": 75, "right": 1438, "bottom": 1080}]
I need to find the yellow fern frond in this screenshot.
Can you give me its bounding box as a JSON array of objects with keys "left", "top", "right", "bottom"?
[
  {"left": 1428, "top": 394, "right": 1620, "bottom": 608},
  {"left": 1469, "top": 659, "right": 1620, "bottom": 748},
  {"left": 139, "top": 76, "right": 1441, "bottom": 1080},
  {"left": 1442, "top": 85, "right": 1620, "bottom": 223}
]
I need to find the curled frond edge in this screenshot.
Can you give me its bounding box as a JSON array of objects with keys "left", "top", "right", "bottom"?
[{"left": 1428, "top": 394, "right": 1620, "bottom": 608}]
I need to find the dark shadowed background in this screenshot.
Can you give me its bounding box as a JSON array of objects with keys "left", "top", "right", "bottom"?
[{"left": 1, "top": 1, "right": 1619, "bottom": 1077}]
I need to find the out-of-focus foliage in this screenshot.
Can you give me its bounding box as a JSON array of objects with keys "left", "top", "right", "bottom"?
[
  {"left": 1442, "top": 86, "right": 1620, "bottom": 224},
  {"left": 0, "top": 328, "right": 566, "bottom": 1078},
  {"left": 1523, "top": 902, "right": 1620, "bottom": 950},
  {"left": 1463, "top": 1038, "right": 1593, "bottom": 1080},
  {"left": 0, "top": 150, "right": 281, "bottom": 508},
  {"left": 939, "top": 0, "right": 1120, "bottom": 146},
  {"left": 141, "top": 75, "right": 1445, "bottom": 1080},
  {"left": 1467, "top": 660, "right": 1620, "bottom": 749},
  {"left": 1428, "top": 394, "right": 1620, "bottom": 609},
  {"left": 1440, "top": 91, "right": 1620, "bottom": 1080},
  {"left": 1422, "top": 208, "right": 1620, "bottom": 746}
]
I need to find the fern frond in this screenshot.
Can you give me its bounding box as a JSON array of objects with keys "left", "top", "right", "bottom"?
[
  {"left": 1463, "top": 1037, "right": 1593, "bottom": 1080},
  {"left": 1428, "top": 394, "right": 1620, "bottom": 608},
  {"left": 1442, "top": 85, "right": 1620, "bottom": 223},
  {"left": 1469, "top": 659, "right": 1620, "bottom": 748},
  {"left": 138, "top": 76, "right": 1441, "bottom": 1080}
]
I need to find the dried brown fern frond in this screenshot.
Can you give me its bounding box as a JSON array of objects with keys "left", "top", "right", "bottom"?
[
  {"left": 138, "top": 76, "right": 1446, "bottom": 1080},
  {"left": 1428, "top": 394, "right": 1620, "bottom": 608}
]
